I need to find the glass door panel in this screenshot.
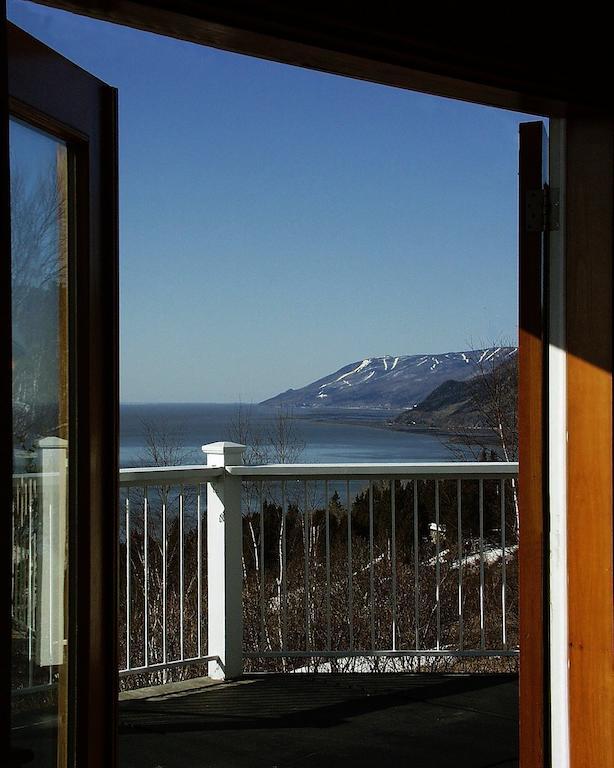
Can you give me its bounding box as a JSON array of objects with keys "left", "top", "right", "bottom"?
[
  {"left": 10, "top": 117, "right": 70, "bottom": 767},
  {"left": 6, "top": 21, "right": 118, "bottom": 768}
]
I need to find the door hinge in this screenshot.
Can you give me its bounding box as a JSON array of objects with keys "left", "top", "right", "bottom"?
[{"left": 526, "top": 186, "right": 560, "bottom": 232}]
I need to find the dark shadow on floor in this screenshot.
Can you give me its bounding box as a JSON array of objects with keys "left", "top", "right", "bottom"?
[{"left": 119, "top": 673, "right": 518, "bottom": 768}]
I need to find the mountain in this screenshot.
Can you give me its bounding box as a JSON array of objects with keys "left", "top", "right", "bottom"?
[
  {"left": 393, "top": 378, "right": 484, "bottom": 430},
  {"left": 261, "top": 347, "right": 517, "bottom": 410},
  {"left": 394, "top": 354, "right": 518, "bottom": 432}
]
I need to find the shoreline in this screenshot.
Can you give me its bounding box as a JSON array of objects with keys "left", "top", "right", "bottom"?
[
  {"left": 293, "top": 409, "right": 498, "bottom": 445},
  {"left": 120, "top": 404, "right": 502, "bottom": 465}
]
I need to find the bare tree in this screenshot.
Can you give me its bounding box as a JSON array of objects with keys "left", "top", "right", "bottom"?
[
  {"left": 120, "top": 418, "right": 203, "bottom": 689},
  {"left": 137, "top": 417, "right": 195, "bottom": 468},
  {"left": 469, "top": 347, "right": 518, "bottom": 463},
  {"left": 229, "top": 403, "right": 305, "bottom": 466},
  {"left": 11, "top": 161, "right": 68, "bottom": 449},
  {"left": 441, "top": 345, "right": 518, "bottom": 463},
  {"left": 443, "top": 343, "right": 519, "bottom": 532},
  {"left": 11, "top": 164, "right": 67, "bottom": 316},
  {"left": 230, "top": 405, "right": 305, "bottom": 664}
]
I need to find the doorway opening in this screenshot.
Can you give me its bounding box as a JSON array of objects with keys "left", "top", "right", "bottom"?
[{"left": 8, "top": 4, "right": 551, "bottom": 767}]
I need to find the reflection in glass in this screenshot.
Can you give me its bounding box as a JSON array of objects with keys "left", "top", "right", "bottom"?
[{"left": 10, "top": 118, "right": 70, "bottom": 767}]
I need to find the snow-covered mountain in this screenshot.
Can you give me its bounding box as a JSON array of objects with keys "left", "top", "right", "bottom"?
[{"left": 261, "top": 347, "right": 517, "bottom": 410}]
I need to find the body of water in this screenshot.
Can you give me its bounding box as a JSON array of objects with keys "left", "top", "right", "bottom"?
[{"left": 121, "top": 403, "right": 459, "bottom": 467}]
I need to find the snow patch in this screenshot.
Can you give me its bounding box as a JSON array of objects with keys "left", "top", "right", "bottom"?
[
  {"left": 453, "top": 545, "right": 518, "bottom": 570},
  {"left": 335, "top": 359, "right": 371, "bottom": 382},
  {"left": 427, "top": 544, "right": 518, "bottom": 569}
]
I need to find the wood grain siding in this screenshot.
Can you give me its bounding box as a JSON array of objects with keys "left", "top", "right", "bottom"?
[
  {"left": 566, "top": 117, "right": 614, "bottom": 768},
  {"left": 518, "top": 122, "right": 547, "bottom": 768}
]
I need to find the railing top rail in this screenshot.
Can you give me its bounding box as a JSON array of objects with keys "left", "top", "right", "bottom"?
[
  {"left": 226, "top": 461, "right": 518, "bottom": 480},
  {"left": 119, "top": 464, "right": 224, "bottom": 487},
  {"left": 118, "top": 461, "right": 518, "bottom": 486}
]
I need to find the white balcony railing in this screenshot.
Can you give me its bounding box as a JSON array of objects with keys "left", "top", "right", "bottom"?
[
  {"left": 117, "top": 443, "right": 519, "bottom": 685},
  {"left": 11, "top": 442, "right": 519, "bottom": 695}
]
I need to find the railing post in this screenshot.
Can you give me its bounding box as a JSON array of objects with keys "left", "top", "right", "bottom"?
[
  {"left": 202, "top": 441, "right": 245, "bottom": 680},
  {"left": 37, "top": 436, "right": 68, "bottom": 667}
]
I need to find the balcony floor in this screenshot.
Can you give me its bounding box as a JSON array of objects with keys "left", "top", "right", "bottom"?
[{"left": 119, "top": 673, "right": 518, "bottom": 768}]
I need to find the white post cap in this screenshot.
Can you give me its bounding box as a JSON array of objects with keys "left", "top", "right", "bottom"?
[{"left": 202, "top": 442, "right": 245, "bottom": 467}]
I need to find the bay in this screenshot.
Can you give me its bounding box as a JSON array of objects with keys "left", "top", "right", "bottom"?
[{"left": 120, "top": 403, "right": 459, "bottom": 467}]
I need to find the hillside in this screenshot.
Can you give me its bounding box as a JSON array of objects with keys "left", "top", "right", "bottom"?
[
  {"left": 261, "top": 347, "right": 517, "bottom": 410},
  {"left": 394, "top": 354, "right": 518, "bottom": 432}
]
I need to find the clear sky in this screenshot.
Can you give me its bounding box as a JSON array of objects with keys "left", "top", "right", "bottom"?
[{"left": 8, "top": 1, "right": 538, "bottom": 403}]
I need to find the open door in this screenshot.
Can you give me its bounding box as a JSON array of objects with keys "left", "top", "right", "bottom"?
[
  {"left": 4, "top": 22, "right": 118, "bottom": 768},
  {"left": 518, "top": 121, "right": 548, "bottom": 768}
]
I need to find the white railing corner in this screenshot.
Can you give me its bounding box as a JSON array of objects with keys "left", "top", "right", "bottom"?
[{"left": 202, "top": 442, "right": 245, "bottom": 680}]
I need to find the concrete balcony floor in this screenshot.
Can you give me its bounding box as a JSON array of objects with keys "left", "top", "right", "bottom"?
[{"left": 119, "top": 673, "right": 518, "bottom": 768}]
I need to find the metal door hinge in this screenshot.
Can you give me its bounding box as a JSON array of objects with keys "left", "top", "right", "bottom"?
[{"left": 526, "top": 186, "right": 560, "bottom": 232}]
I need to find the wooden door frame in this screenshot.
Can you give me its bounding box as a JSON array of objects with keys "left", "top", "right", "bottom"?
[
  {"left": 4, "top": 5, "right": 613, "bottom": 768},
  {"left": 518, "top": 121, "right": 549, "bottom": 768},
  {"left": 2, "top": 21, "right": 119, "bottom": 768}
]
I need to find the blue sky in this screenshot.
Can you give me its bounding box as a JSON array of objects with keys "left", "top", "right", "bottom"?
[{"left": 9, "top": 1, "right": 538, "bottom": 403}]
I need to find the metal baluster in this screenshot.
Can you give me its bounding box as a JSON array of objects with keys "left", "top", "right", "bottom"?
[
  {"left": 325, "top": 479, "right": 331, "bottom": 651},
  {"left": 479, "top": 479, "right": 485, "bottom": 650},
  {"left": 347, "top": 479, "right": 353, "bottom": 651},
  {"left": 414, "top": 479, "right": 420, "bottom": 651},
  {"left": 281, "top": 480, "right": 287, "bottom": 652},
  {"left": 180, "top": 485, "right": 185, "bottom": 660},
  {"left": 260, "top": 481, "right": 265, "bottom": 652},
  {"left": 391, "top": 480, "right": 397, "bottom": 652},
  {"left": 27, "top": 479, "right": 34, "bottom": 687},
  {"left": 125, "top": 493, "right": 131, "bottom": 669},
  {"left": 11, "top": 483, "right": 16, "bottom": 626},
  {"left": 304, "top": 480, "right": 310, "bottom": 650},
  {"left": 197, "top": 484, "right": 202, "bottom": 659},
  {"left": 369, "top": 480, "right": 375, "bottom": 650},
  {"left": 435, "top": 480, "right": 441, "bottom": 650},
  {"left": 501, "top": 479, "right": 507, "bottom": 649},
  {"left": 143, "top": 486, "right": 149, "bottom": 667},
  {"left": 14, "top": 482, "right": 18, "bottom": 626},
  {"left": 162, "top": 497, "right": 167, "bottom": 669},
  {"left": 13, "top": 484, "right": 17, "bottom": 626},
  {"left": 18, "top": 482, "right": 21, "bottom": 626},
  {"left": 457, "top": 479, "right": 463, "bottom": 651},
  {"left": 14, "top": 483, "right": 18, "bottom": 625}
]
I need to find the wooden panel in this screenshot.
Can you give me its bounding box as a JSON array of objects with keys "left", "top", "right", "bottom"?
[
  {"left": 566, "top": 117, "right": 614, "bottom": 768},
  {"left": 518, "top": 121, "right": 547, "bottom": 768}
]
